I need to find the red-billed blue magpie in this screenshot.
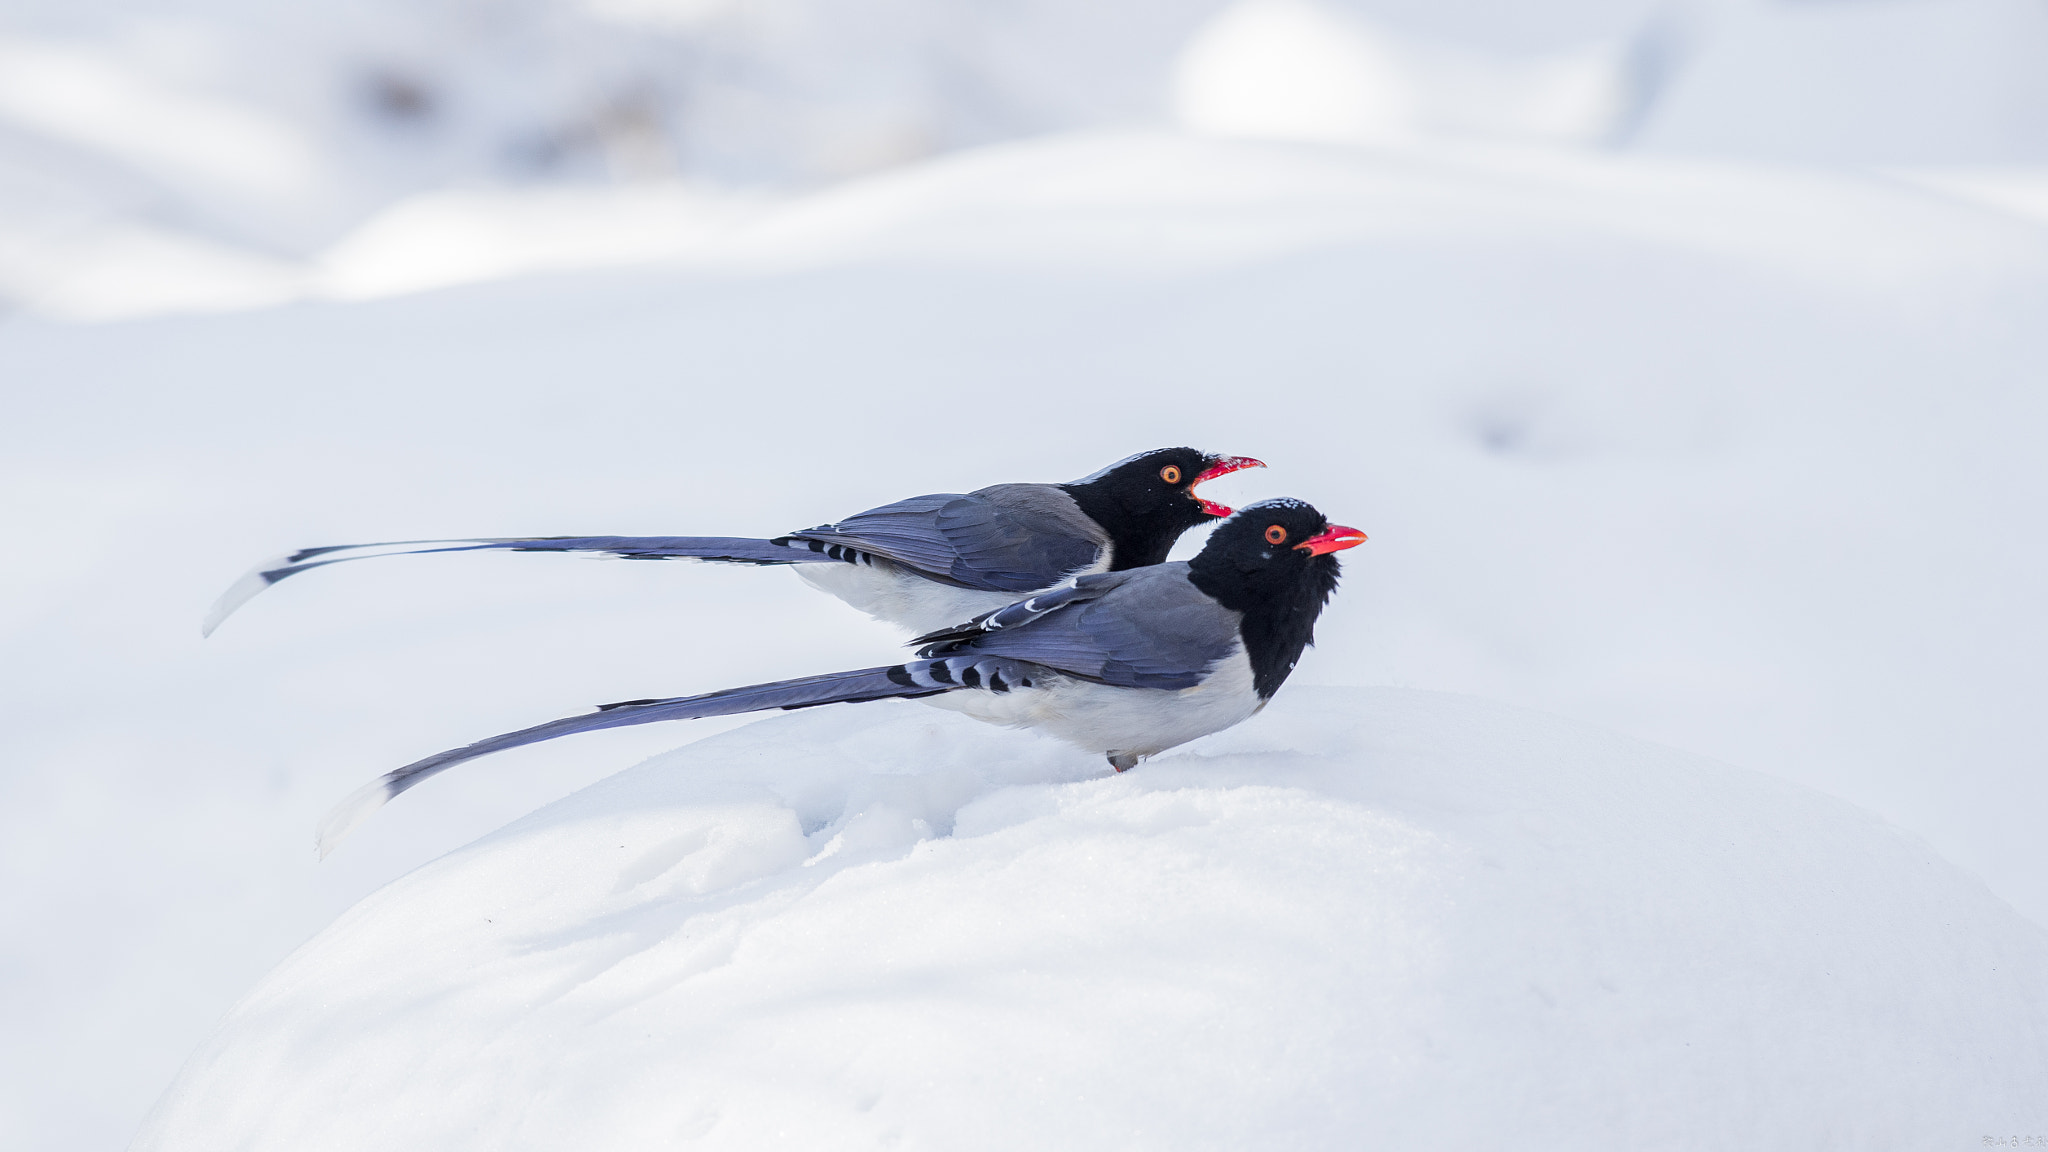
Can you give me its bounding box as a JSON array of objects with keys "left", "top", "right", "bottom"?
[
  {"left": 317, "top": 500, "right": 1365, "bottom": 856},
  {"left": 206, "top": 448, "right": 1264, "bottom": 637}
]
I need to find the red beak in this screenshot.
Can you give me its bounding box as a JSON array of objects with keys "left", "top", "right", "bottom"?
[
  {"left": 1189, "top": 456, "right": 1266, "bottom": 517},
  {"left": 1295, "top": 524, "right": 1368, "bottom": 555}
]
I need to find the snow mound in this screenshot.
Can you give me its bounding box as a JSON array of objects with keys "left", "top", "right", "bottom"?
[{"left": 135, "top": 688, "right": 2048, "bottom": 1149}]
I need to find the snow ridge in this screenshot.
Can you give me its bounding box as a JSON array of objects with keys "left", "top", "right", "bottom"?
[{"left": 135, "top": 689, "right": 2048, "bottom": 1150}]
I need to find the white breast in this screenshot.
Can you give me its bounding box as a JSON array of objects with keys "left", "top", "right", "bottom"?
[
  {"left": 921, "top": 645, "right": 1263, "bottom": 764},
  {"left": 796, "top": 554, "right": 1111, "bottom": 636}
]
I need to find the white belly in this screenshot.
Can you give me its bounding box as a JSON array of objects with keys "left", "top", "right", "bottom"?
[
  {"left": 796, "top": 555, "right": 1109, "bottom": 636},
  {"left": 922, "top": 646, "right": 1263, "bottom": 763}
]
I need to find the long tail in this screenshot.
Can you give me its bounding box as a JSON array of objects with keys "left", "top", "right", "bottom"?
[
  {"left": 315, "top": 654, "right": 1050, "bottom": 858},
  {"left": 204, "top": 535, "right": 836, "bottom": 637}
]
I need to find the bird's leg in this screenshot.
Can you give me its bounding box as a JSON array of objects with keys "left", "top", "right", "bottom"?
[{"left": 1107, "top": 752, "right": 1140, "bottom": 773}]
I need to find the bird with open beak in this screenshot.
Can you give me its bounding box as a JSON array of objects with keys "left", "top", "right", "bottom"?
[{"left": 206, "top": 448, "right": 1266, "bottom": 638}]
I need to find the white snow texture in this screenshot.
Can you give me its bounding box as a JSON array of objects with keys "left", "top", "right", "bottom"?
[
  {"left": 6, "top": 125, "right": 2047, "bottom": 1152},
  {"left": 7, "top": 0, "right": 2048, "bottom": 1148},
  {"left": 133, "top": 690, "right": 2048, "bottom": 1149}
]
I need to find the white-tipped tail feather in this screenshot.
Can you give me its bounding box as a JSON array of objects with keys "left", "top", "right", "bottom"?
[
  {"left": 316, "top": 777, "right": 397, "bottom": 860},
  {"left": 204, "top": 541, "right": 505, "bottom": 636},
  {"left": 202, "top": 559, "right": 293, "bottom": 637},
  {"left": 202, "top": 536, "right": 841, "bottom": 637}
]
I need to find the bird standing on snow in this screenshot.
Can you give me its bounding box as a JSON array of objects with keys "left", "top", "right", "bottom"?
[
  {"left": 206, "top": 448, "right": 1264, "bottom": 637},
  {"left": 317, "top": 500, "right": 1365, "bottom": 856}
]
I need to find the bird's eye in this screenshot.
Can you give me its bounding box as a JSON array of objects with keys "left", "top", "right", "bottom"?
[
  {"left": 1160, "top": 465, "right": 1182, "bottom": 484},
  {"left": 1265, "top": 525, "right": 1287, "bottom": 545}
]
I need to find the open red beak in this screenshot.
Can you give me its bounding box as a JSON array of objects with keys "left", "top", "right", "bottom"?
[
  {"left": 1188, "top": 456, "right": 1266, "bottom": 517},
  {"left": 1295, "top": 524, "right": 1368, "bottom": 555}
]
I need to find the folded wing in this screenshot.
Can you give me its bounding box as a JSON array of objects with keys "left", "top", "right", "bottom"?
[
  {"left": 791, "top": 487, "right": 1102, "bottom": 594},
  {"left": 918, "top": 565, "right": 1242, "bottom": 690}
]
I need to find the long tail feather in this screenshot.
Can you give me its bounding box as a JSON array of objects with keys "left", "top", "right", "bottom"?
[
  {"left": 315, "top": 654, "right": 1050, "bottom": 858},
  {"left": 204, "top": 535, "right": 825, "bottom": 636}
]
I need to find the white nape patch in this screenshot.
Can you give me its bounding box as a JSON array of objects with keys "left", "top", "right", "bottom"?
[
  {"left": 1237, "top": 496, "right": 1313, "bottom": 514},
  {"left": 315, "top": 778, "right": 396, "bottom": 860},
  {"left": 927, "top": 644, "right": 1261, "bottom": 762}
]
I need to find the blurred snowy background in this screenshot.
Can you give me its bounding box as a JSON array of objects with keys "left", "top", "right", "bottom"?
[
  {"left": 5, "top": 0, "right": 2048, "bottom": 1147},
  {"left": 7, "top": 0, "right": 2047, "bottom": 319}
]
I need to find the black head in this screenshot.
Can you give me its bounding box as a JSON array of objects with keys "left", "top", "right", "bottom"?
[
  {"left": 1058, "top": 448, "right": 1265, "bottom": 570},
  {"left": 1188, "top": 498, "right": 1366, "bottom": 699}
]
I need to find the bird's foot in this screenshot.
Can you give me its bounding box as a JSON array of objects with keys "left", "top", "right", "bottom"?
[{"left": 1107, "top": 752, "right": 1140, "bottom": 773}]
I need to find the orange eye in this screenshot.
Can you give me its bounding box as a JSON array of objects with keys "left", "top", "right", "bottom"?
[
  {"left": 1160, "top": 465, "right": 1182, "bottom": 484},
  {"left": 1265, "top": 525, "right": 1287, "bottom": 545}
]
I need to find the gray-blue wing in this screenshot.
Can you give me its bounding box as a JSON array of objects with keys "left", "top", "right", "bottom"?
[
  {"left": 919, "top": 565, "right": 1241, "bottom": 690},
  {"left": 315, "top": 653, "right": 1052, "bottom": 858},
  {"left": 792, "top": 485, "right": 1103, "bottom": 594},
  {"left": 203, "top": 536, "right": 825, "bottom": 636},
  {"left": 910, "top": 571, "right": 1125, "bottom": 648}
]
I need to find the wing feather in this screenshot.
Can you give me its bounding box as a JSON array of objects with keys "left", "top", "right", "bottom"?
[
  {"left": 917, "top": 565, "right": 1241, "bottom": 690},
  {"left": 793, "top": 487, "right": 1101, "bottom": 593}
]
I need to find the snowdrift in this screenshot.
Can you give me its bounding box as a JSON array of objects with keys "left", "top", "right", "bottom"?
[
  {"left": 135, "top": 688, "right": 2048, "bottom": 1149},
  {"left": 8, "top": 127, "right": 2047, "bottom": 1149}
]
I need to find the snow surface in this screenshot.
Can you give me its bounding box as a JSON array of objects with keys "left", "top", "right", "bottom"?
[
  {"left": 133, "top": 689, "right": 2048, "bottom": 1149},
  {"left": 7, "top": 0, "right": 2048, "bottom": 1142},
  {"left": 6, "top": 126, "right": 2048, "bottom": 1149}
]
